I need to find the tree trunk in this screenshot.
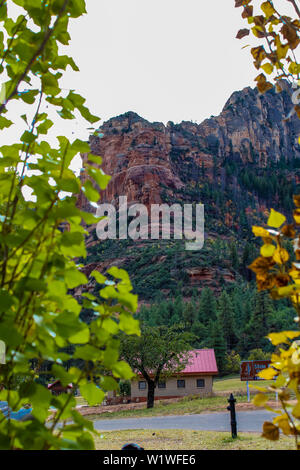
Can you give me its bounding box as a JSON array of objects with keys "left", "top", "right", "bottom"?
[{"left": 147, "top": 380, "right": 155, "bottom": 408}]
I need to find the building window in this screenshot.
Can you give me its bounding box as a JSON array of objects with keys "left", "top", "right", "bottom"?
[
  {"left": 158, "top": 381, "right": 166, "bottom": 389},
  {"left": 138, "top": 381, "right": 146, "bottom": 390},
  {"left": 197, "top": 379, "right": 205, "bottom": 388},
  {"left": 177, "top": 379, "right": 185, "bottom": 388}
]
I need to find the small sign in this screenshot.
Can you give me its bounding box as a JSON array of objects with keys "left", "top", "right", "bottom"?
[
  {"left": 240, "top": 360, "right": 271, "bottom": 381},
  {"left": 0, "top": 340, "right": 6, "bottom": 364}
]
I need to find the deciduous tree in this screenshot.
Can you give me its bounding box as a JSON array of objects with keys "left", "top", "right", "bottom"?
[{"left": 120, "top": 325, "right": 193, "bottom": 408}]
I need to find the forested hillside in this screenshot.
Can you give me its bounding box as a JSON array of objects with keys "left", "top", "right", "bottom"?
[{"left": 77, "top": 82, "right": 300, "bottom": 370}]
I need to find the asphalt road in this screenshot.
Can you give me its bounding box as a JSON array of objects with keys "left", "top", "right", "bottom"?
[{"left": 93, "top": 410, "right": 276, "bottom": 432}]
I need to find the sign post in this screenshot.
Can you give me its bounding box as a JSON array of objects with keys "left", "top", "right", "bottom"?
[
  {"left": 246, "top": 381, "right": 250, "bottom": 402},
  {"left": 240, "top": 360, "right": 271, "bottom": 402}
]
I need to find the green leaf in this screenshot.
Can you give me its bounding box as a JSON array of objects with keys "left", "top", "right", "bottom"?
[
  {"left": 69, "top": 327, "right": 90, "bottom": 344},
  {"left": 68, "top": 0, "right": 87, "bottom": 18},
  {"left": 0, "top": 290, "right": 15, "bottom": 312},
  {"left": 20, "top": 130, "right": 37, "bottom": 144},
  {"left": 0, "top": 1, "right": 7, "bottom": 20},
  {"left": 20, "top": 89, "right": 39, "bottom": 104},
  {"left": 72, "top": 139, "right": 90, "bottom": 153},
  {"left": 37, "top": 119, "right": 53, "bottom": 135},
  {"left": 82, "top": 180, "right": 100, "bottom": 202},
  {"left": 119, "top": 313, "right": 140, "bottom": 335},
  {"left": 87, "top": 167, "right": 111, "bottom": 189},
  {"left": 91, "top": 270, "right": 106, "bottom": 284},
  {"left": 0, "top": 116, "right": 13, "bottom": 130},
  {"left": 74, "top": 344, "right": 101, "bottom": 360},
  {"left": 65, "top": 269, "right": 88, "bottom": 289},
  {"left": 78, "top": 104, "right": 100, "bottom": 124},
  {"left": 87, "top": 154, "right": 102, "bottom": 165},
  {"left": 112, "top": 361, "right": 134, "bottom": 380},
  {"left": 27, "top": 383, "right": 52, "bottom": 422},
  {"left": 52, "top": 364, "right": 73, "bottom": 387},
  {"left": 79, "top": 383, "right": 105, "bottom": 406}
]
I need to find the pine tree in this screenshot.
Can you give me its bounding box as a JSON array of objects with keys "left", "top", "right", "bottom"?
[
  {"left": 229, "top": 242, "right": 239, "bottom": 270},
  {"left": 241, "top": 242, "right": 256, "bottom": 280},
  {"left": 208, "top": 321, "right": 227, "bottom": 374},
  {"left": 198, "top": 288, "right": 217, "bottom": 325},
  {"left": 244, "top": 291, "right": 274, "bottom": 351},
  {"left": 217, "top": 291, "right": 238, "bottom": 352},
  {"left": 183, "top": 302, "right": 197, "bottom": 328}
]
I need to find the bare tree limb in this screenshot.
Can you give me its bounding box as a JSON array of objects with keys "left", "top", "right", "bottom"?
[{"left": 287, "top": 0, "right": 300, "bottom": 19}]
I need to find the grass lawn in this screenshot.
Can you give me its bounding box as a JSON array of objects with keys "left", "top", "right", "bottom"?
[
  {"left": 94, "top": 429, "right": 295, "bottom": 450},
  {"left": 213, "top": 375, "right": 275, "bottom": 394}
]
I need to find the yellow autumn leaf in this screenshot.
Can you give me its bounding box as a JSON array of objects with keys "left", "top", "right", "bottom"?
[
  {"left": 273, "top": 248, "right": 289, "bottom": 264},
  {"left": 285, "top": 331, "right": 300, "bottom": 340},
  {"left": 292, "top": 402, "right": 300, "bottom": 419},
  {"left": 262, "top": 421, "right": 280, "bottom": 441},
  {"left": 291, "top": 349, "right": 300, "bottom": 365},
  {"left": 252, "top": 226, "right": 270, "bottom": 237},
  {"left": 273, "top": 414, "right": 292, "bottom": 435},
  {"left": 249, "top": 384, "right": 267, "bottom": 392},
  {"left": 261, "top": 1, "right": 276, "bottom": 17},
  {"left": 291, "top": 294, "right": 300, "bottom": 305},
  {"left": 275, "top": 374, "right": 286, "bottom": 388},
  {"left": 261, "top": 62, "right": 273, "bottom": 75},
  {"left": 253, "top": 393, "right": 268, "bottom": 406},
  {"left": 258, "top": 367, "right": 278, "bottom": 379},
  {"left": 289, "top": 269, "right": 300, "bottom": 280},
  {"left": 268, "top": 331, "right": 300, "bottom": 345},
  {"left": 260, "top": 244, "right": 276, "bottom": 257},
  {"left": 267, "top": 332, "right": 289, "bottom": 345},
  {"left": 276, "top": 285, "right": 298, "bottom": 298},
  {"left": 294, "top": 209, "right": 300, "bottom": 224},
  {"left": 267, "top": 209, "right": 286, "bottom": 228}
]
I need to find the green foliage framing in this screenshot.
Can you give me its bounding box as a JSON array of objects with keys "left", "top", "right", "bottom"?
[{"left": 0, "top": 0, "right": 139, "bottom": 450}]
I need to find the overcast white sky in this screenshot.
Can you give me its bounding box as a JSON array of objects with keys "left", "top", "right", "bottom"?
[
  {"left": 63, "top": 0, "right": 258, "bottom": 126},
  {"left": 2, "top": 0, "right": 296, "bottom": 174}
]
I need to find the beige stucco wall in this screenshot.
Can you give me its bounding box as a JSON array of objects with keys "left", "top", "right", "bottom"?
[{"left": 131, "top": 375, "right": 214, "bottom": 398}]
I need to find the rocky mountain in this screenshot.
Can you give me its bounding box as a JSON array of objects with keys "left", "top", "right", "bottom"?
[{"left": 77, "top": 82, "right": 300, "bottom": 303}]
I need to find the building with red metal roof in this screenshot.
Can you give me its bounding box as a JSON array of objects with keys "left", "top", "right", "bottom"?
[{"left": 130, "top": 349, "right": 218, "bottom": 403}]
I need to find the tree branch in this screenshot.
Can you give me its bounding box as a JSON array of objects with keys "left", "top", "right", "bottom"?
[
  {"left": 287, "top": 0, "right": 300, "bottom": 19},
  {"left": 0, "top": 0, "right": 70, "bottom": 114}
]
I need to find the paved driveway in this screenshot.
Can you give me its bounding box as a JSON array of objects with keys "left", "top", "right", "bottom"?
[{"left": 93, "top": 410, "right": 276, "bottom": 432}]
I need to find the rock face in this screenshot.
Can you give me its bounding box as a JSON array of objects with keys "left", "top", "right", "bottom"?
[
  {"left": 77, "top": 82, "right": 300, "bottom": 300},
  {"left": 79, "top": 81, "right": 300, "bottom": 213}
]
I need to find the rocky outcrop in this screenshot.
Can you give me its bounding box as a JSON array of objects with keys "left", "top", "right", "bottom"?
[
  {"left": 78, "top": 81, "right": 300, "bottom": 214},
  {"left": 76, "top": 82, "right": 300, "bottom": 300}
]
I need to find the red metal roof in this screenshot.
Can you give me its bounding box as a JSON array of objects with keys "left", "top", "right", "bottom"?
[
  {"left": 136, "top": 349, "right": 218, "bottom": 377},
  {"left": 181, "top": 349, "right": 218, "bottom": 375},
  {"left": 47, "top": 380, "right": 73, "bottom": 389}
]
